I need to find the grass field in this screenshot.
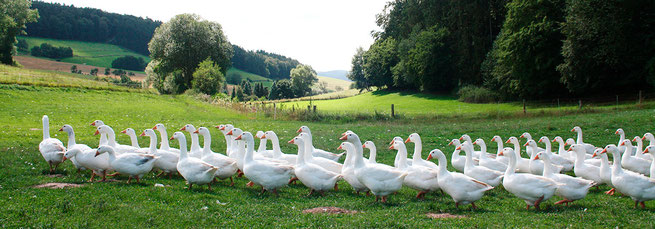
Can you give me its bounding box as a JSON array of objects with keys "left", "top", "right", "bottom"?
[
  {"left": 316, "top": 75, "right": 353, "bottom": 92},
  {"left": 19, "top": 37, "right": 151, "bottom": 71},
  {"left": 2, "top": 67, "right": 655, "bottom": 227}
]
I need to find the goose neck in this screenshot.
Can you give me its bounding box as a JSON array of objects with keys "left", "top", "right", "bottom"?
[
  {"left": 436, "top": 153, "right": 449, "bottom": 176},
  {"left": 66, "top": 131, "right": 76, "bottom": 148},
  {"left": 411, "top": 139, "right": 423, "bottom": 162},
  {"left": 396, "top": 144, "right": 408, "bottom": 169},
  {"left": 463, "top": 144, "right": 475, "bottom": 168},
  {"left": 178, "top": 138, "right": 188, "bottom": 159},
  {"left": 295, "top": 143, "right": 306, "bottom": 166},
  {"left": 368, "top": 146, "right": 377, "bottom": 163},
  {"left": 202, "top": 132, "right": 212, "bottom": 155},
  {"left": 42, "top": 116, "right": 50, "bottom": 140},
  {"left": 190, "top": 133, "right": 201, "bottom": 152},
  {"left": 129, "top": 133, "right": 140, "bottom": 148},
  {"left": 244, "top": 138, "right": 255, "bottom": 162},
  {"left": 576, "top": 130, "right": 583, "bottom": 144},
  {"left": 148, "top": 134, "right": 158, "bottom": 153},
  {"left": 270, "top": 134, "right": 283, "bottom": 157},
  {"left": 158, "top": 128, "right": 171, "bottom": 149}
]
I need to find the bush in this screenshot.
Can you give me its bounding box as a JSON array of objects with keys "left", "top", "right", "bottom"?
[
  {"left": 457, "top": 85, "right": 500, "bottom": 103},
  {"left": 111, "top": 55, "right": 146, "bottom": 71},
  {"left": 226, "top": 72, "right": 242, "bottom": 85},
  {"left": 30, "top": 43, "right": 73, "bottom": 59},
  {"left": 191, "top": 58, "right": 224, "bottom": 95},
  {"left": 16, "top": 39, "right": 28, "bottom": 51}
]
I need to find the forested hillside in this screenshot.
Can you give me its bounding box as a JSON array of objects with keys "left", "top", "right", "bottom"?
[{"left": 231, "top": 45, "right": 300, "bottom": 80}]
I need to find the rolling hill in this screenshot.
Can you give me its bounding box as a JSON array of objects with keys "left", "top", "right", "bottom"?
[{"left": 318, "top": 70, "right": 350, "bottom": 81}]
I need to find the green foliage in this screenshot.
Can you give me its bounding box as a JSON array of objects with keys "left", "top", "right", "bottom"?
[
  {"left": 231, "top": 45, "right": 300, "bottom": 79},
  {"left": 111, "top": 55, "right": 146, "bottom": 71},
  {"left": 558, "top": 0, "right": 655, "bottom": 95},
  {"left": 235, "top": 86, "right": 245, "bottom": 101},
  {"left": 457, "top": 85, "right": 500, "bottom": 103},
  {"left": 0, "top": 0, "right": 39, "bottom": 64},
  {"left": 148, "top": 14, "right": 233, "bottom": 94},
  {"left": 363, "top": 38, "right": 397, "bottom": 89},
  {"left": 30, "top": 43, "right": 73, "bottom": 59},
  {"left": 191, "top": 58, "right": 224, "bottom": 95},
  {"left": 347, "top": 47, "right": 369, "bottom": 91},
  {"left": 70, "top": 65, "right": 77, "bottom": 73},
  {"left": 104, "top": 67, "right": 110, "bottom": 75},
  {"left": 483, "top": 0, "right": 567, "bottom": 99},
  {"left": 90, "top": 68, "right": 98, "bottom": 76},
  {"left": 290, "top": 64, "right": 318, "bottom": 97},
  {"left": 16, "top": 38, "right": 27, "bottom": 51},
  {"left": 253, "top": 82, "right": 269, "bottom": 98},
  {"left": 226, "top": 72, "right": 242, "bottom": 85},
  {"left": 112, "top": 69, "right": 127, "bottom": 76},
  {"left": 25, "top": 1, "right": 160, "bottom": 55},
  {"left": 240, "top": 80, "right": 253, "bottom": 96},
  {"left": 268, "top": 79, "right": 295, "bottom": 100}
]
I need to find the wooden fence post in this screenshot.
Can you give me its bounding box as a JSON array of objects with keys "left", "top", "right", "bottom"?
[
  {"left": 639, "top": 90, "right": 643, "bottom": 105},
  {"left": 391, "top": 104, "right": 395, "bottom": 118},
  {"left": 313, "top": 105, "right": 316, "bottom": 113},
  {"left": 557, "top": 98, "right": 560, "bottom": 109},
  {"left": 579, "top": 100, "right": 582, "bottom": 109},
  {"left": 523, "top": 99, "right": 526, "bottom": 114},
  {"left": 273, "top": 103, "right": 277, "bottom": 120}
]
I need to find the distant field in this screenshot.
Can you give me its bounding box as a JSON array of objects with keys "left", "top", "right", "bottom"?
[
  {"left": 226, "top": 68, "right": 273, "bottom": 88},
  {"left": 18, "top": 36, "right": 150, "bottom": 71},
  {"left": 0, "top": 64, "right": 144, "bottom": 91},
  {"left": 316, "top": 75, "right": 352, "bottom": 92}
]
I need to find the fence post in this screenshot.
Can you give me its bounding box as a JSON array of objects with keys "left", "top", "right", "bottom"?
[
  {"left": 579, "top": 100, "right": 582, "bottom": 109},
  {"left": 313, "top": 105, "right": 316, "bottom": 113},
  {"left": 523, "top": 99, "right": 526, "bottom": 114},
  {"left": 391, "top": 104, "right": 395, "bottom": 118},
  {"left": 273, "top": 103, "right": 277, "bottom": 120},
  {"left": 639, "top": 90, "right": 643, "bottom": 105},
  {"left": 292, "top": 105, "right": 295, "bottom": 112},
  {"left": 307, "top": 105, "right": 311, "bottom": 111},
  {"left": 557, "top": 98, "right": 560, "bottom": 109},
  {"left": 616, "top": 95, "right": 619, "bottom": 109}
]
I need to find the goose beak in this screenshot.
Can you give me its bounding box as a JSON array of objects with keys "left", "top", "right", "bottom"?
[
  {"left": 404, "top": 138, "right": 411, "bottom": 143},
  {"left": 169, "top": 136, "right": 174, "bottom": 140},
  {"left": 456, "top": 145, "right": 462, "bottom": 150},
  {"left": 620, "top": 142, "right": 625, "bottom": 146},
  {"left": 235, "top": 135, "right": 243, "bottom": 140},
  {"left": 472, "top": 141, "right": 477, "bottom": 145},
  {"left": 62, "top": 156, "right": 67, "bottom": 162},
  {"left": 448, "top": 142, "right": 453, "bottom": 146},
  {"left": 458, "top": 136, "right": 464, "bottom": 141},
  {"left": 642, "top": 136, "right": 647, "bottom": 140},
  {"left": 153, "top": 125, "right": 158, "bottom": 130},
  {"left": 520, "top": 134, "right": 525, "bottom": 138},
  {"left": 567, "top": 147, "right": 573, "bottom": 151},
  {"left": 139, "top": 132, "right": 146, "bottom": 137},
  {"left": 490, "top": 138, "right": 495, "bottom": 142},
  {"left": 296, "top": 128, "right": 302, "bottom": 133},
  {"left": 58, "top": 127, "right": 63, "bottom": 131},
  {"left": 505, "top": 139, "right": 511, "bottom": 144},
  {"left": 94, "top": 150, "right": 100, "bottom": 157},
  {"left": 615, "top": 130, "right": 619, "bottom": 135},
  {"left": 552, "top": 139, "right": 556, "bottom": 143},
  {"left": 94, "top": 130, "right": 100, "bottom": 135},
  {"left": 339, "top": 135, "right": 347, "bottom": 141},
  {"left": 388, "top": 145, "right": 394, "bottom": 150},
  {"left": 193, "top": 130, "right": 199, "bottom": 134},
  {"left": 120, "top": 130, "right": 127, "bottom": 134},
  {"left": 498, "top": 152, "right": 504, "bottom": 156},
  {"left": 227, "top": 130, "right": 233, "bottom": 135},
  {"left": 260, "top": 135, "right": 266, "bottom": 139},
  {"left": 538, "top": 139, "right": 543, "bottom": 143},
  {"left": 180, "top": 126, "right": 186, "bottom": 131},
  {"left": 570, "top": 128, "right": 575, "bottom": 132},
  {"left": 337, "top": 145, "right": 343, "bottom": 150},
  {"left": 601, "top": 148, "right": 607, "bottom": 154},
  {"left": 426, "top": 154, "right": 433, "bottom": 161},
  {"left": 288, "top": 139, "right": 295, "bottom": 144},
  {"left": 643, "top": 148, "right": 649, "bottom": 154},
  {"left": 534, "top": 155, "right": 540, "bottom": 160},
  {"left": 362, "top": 144, "right": 367, "bottom": 148},
  {"left": 592, "top": 152, "right": 598, "bottom": 158},
  {"left": 523, "top": 142, "right": 529, "bottom": 147}
]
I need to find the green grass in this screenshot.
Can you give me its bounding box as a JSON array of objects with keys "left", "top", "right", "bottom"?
[
  {"left": 2, "top": 67, "right": 655, "bottom": 227},
  {"left": 18, "top": 36, "right": 150, "bottom": 70},
  {"left": 316, "top": 75, "right": 352, "bottom": 91},
  {"left": 226, "top": 68, "right": 274, "bottom": 88}
]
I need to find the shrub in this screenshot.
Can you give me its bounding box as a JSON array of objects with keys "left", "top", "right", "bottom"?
[
  {"left": 191, "top": 58, "right": 224, "bottom": 95},
  {"left": 30, "top": 43, "right": 73, "bottom": 59},
  {"left": 457, "top": 85, "right": 500, "bottom": 103},
  {"left": 16, "top": 39, "right": 28, "bottom": 51},
  {"left": 111, "top": 55, "right": 146, "bottom": 71}
]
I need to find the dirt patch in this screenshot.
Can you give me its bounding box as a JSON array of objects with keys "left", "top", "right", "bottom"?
[
  {"left": 33, "top": 183, "right": 84, "bottom": 189},
  {"left": 426, "top": 213, "right": 467, "bottom": 219},
  {"left": 45, "top": 174, "right": 64, "bottom": 178},
  {"left": 14, "top": 55, "right": 145, "bottom": 81},
  {"left": 302, "top": 207, "right": 358, "bottom": 214}
]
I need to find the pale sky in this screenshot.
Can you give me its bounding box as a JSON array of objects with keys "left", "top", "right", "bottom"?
[{"left": 44, "top": 0, "right": 389, "bottom": 72}]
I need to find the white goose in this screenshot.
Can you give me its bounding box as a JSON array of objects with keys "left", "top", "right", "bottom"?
[
  {"left": 448, "top": 139, "right": 466, "bottom": 172},
  {"left": 525, "top": 140, "right": 563, "bottom": 175},
  {"left": 297, "top": 126, "right": 344, "bottom": 161},
  {"left": 195, "top": 127, "right": 238, "bottom": 185},
  {"left": 520, "top": 132, "right": 544, "bottom": 156},
  {"left": 153, "top": 123, "right": 180, "bottom": 154},
  {"left": 642, "top": 133, "right": 655, "bottom": 148},
  {"left": 64, "top": 147, "right": 111, "bottom": 182},
  {"left": 538, "top": 136, "right": 573, "bottom": 172},
  {"left": 405, "top": 133, "right": 438, "bottom": 170},
  {"left": 632, "top": 136, "right": 652, "bottom": 162},
  {"left": 459, "top": 134, "right": 487, "bottom": 159},
  {"left": 571, "top": 126, "right": 596, "bottom": 154},
  {"left": 338, "top": 140, "right": 407, "bottom": 203},
  {"left": 121, "top": 128, "right": 143, "bottom": 149},
  {"left": 569, "top": 144, "right": 602, "bottom": 184},
  {"left": 59, "top": 124, "right": 90, "bottom": 172},
  {"left": 141, "top": 129, "right": 178, "bottom": 177},
  {"left": 171, "top": 132, "right": 218, "bottom": 190},
  {"left": 262, "top": 131, "right": 297, "bottom": 165},
  {"left": 228, "top": 128, "right": 288, "bottom": 172},
  {"left": 473, "top": 138, "right": 507, "bottom": 172},
  {"left": 533, "top": 152, "right": 594, "bottom": 206},
  {"left": 458, "top": 143, "right": 503, "bottom": 187},
  {"left": 94, "top": 145, "right": 158, "bottom": 183},
  {"left": 390, "top": 140, "right": 440, "bottom": 199},
  {"left": 619, "top": 140, "right": 650, "bottom": 175},
  {"left": 591, "top": 149, "right": 615, "bottom": 195},
  {"left": 392, "top": 136, "right": 412, "bottom": 167},
  {"left": 289, "top": 136, "right": 341, "bottom": 196},
  {"left": 426, "top": 149, "right": 493, "bottom": 209},
  {"left": 215, "top": 124, "right": 235, "bottom": 158},
  {"left": 180, "top": 124, "right": 203, "bottom": 158},
  {"left": 300, "top": 133, "right": 342, "bottom": 173},
  {"left": 255, "top": 130, "right": 274, "bottom": 158},
  {"left": 490, "top": 136, "right": 510, "bottom": 165},
  {"left": 602, "top": 145, "right": 655, "bottom": 209},
  {"left": 553, "top": 136, "right": 574, "bottom": 160},
  {"left": 499, "top": 148, "right": 559, "bottom": 210},
  {"left": 95, "top": 125, "right": 138, "bottom": 154},
  {"left": 362, "top": 141, "right": 377, "bottom": 163},
  {"left": 505, "top": 137, "right": 531, "bottom": 173},
  {"left": 615, "top": 128, "right": 636, "bottom": 156},
  {"left": 90, "top": 120, "right": 108, "bottom": 146},
  {"left": 238, "top": 132, "right": 294, "bottom": 195},
  {"left": 341, "top": 139, "right": 369, "bottom": 195},
  {"left": 642, "top": 146, "right": 655, "bottom": 179},
  {"left": 39, "top": 115, "right": 65, "bottom": 173}
]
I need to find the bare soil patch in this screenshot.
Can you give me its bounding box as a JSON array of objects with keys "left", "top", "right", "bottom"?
[
  {"left": 45, "top": 174, "right": 64, "bottom": 178},
  {"left": 33, "top": 183, "right": 84, "bottom": 189},
  {"left": 302, "top": 207, "right": 358, "bottom": 214},
  {"left": 426, "top": 213, "right": 467, "bottom": 219},
  {"left": 14, "top": 55, "right": 145, "bottom": 81}
]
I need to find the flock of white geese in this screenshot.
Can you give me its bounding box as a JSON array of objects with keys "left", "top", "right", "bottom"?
[{"left": 38, "top": 115, "right": 655, "bottom": 210}]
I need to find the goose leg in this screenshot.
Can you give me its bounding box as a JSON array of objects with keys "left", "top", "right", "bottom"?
[
  {"left": 288, "top": 177, "right": 299, "bottom": 184},
  {"left": 207, "top": 183, "right": 212, "bottom": 191},
  {"left": 156, "top": 171, "right": 165, "bottom": 177},
  {"left": 127, "top": 177, "right": 132, "bottom": 184},
  {"left": 640, "top": 201, "right": 646, "bottom": 209},
  {"left": 455, "top": 202, "right": 459, "bottom": 208},
  {"left": 237, "top": 170, "right": 244, "bottom": 177},
  {"left": 189, "top": 183, "right": 193, "bottom": 190},
  {"left": 88, "top": 172, "right": 96, "bottom": 182},
  {"left": 246, "top": 181, "right": 254, "bottom": 187},
  {"left": 48, "top": 162, "right": 54, "bottom": 174},
  {"left": 416, "top": 191, "right": 427, "bottom": 199},
  {"left": 135, "top": 176, "right": 140, "bottom": 183},
  {"left": 605, "top": 188, "right": 615, "bottom": 195},
  {"left": 534, "top": 196, "right": 545, "bottom": 210},
  {"left": 635, "top": 200, "right": 639, "bottom": 208},
  {"left": 307, "top": 189, "right": 314, "bottom": 197},
  {"left": 366, "top": 191, "right": 370, "bottom": 197},
  {"left": 334, "top": 183, "right": 339, "bottom": 191},
  {"left": 381, "top": 196, "right": 388, "bottom": 203},
  {"left": 375, "top": 196, "right": 379, "bottom": 202},
  {"left": 471, "top": 202, "right": 478, "bottom": 210},
  {"left": 260, "top": 186, "right": 266, "bottom": 195},
  {"left": 229, "top": 177, "right": 234, "bottom": 186},
  {"left": 101, "top": 171, "right": 107, "bottom": 182}
]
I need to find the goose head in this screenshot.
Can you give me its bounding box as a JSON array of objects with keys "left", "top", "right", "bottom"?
[
  {"left": 490, "top": 136, "right": 502, "bottom": 143},
  {"left": 553, "top": 136, "right": 563, "bottom": 144},
  {"left": 591, "top": 148, "right": 604, "bottom": 158},
  {"left": 532, "top": 151, "right": 548, "bottom": 161},
  {"left": 215, "top": 124, "right": 234, "bottom": 134},
  {"left": 520, "top": 132, "right": 533, "bottom": 140},
  {"left": 90, "top": 120, "right": 104, "bottom": 127},
  {"left": 537, "top": 136, "right": 549, "bottom": 144},
  {"left": 63, "top": 148, "right": 82, "bottom": 161},
  {"left": 94, "top": 145, "right": 115, "bottom": 157},
  {"left": 340, "top": 132, "right": 361, "bottom": 145},
  {"left": 59, "top": 124, "right": 74, "bottom": 134},
  {"left": 459, "top": 134, "right": 472, "bottom": 142},
  {"left": 95, "top": 125, "right": 113, "bottom": 135},
  {"left": 498, "top": 147, "right": 516, "bottom": 159},
  {"left": 632, "top": 136, "right": 643, "bottom": 144},
  {"left": 121, "top": 128, "right": 136, "bottom": 136},
  {"left": 264, "top": 131, "right": 278, "bottom": 140},
  {"left": 341, "top": 130, "right": 354, "bottom": 136},
  {"left": 472, "top": 138, "right": 485, "bottom": 146},
  {"left": 426, "top": 149, "right": 444, "bottom": 161},
  {"left": 389, "top": 136, "right": 403, "bottom": 145},
  {"left": 643, "top": 133, "right": 654, "bottom": 141},
  {"left": 406, "top": 133, "right": 420, "bottom": 143},
  {"left": 180, "top": 124, "right": 196, "bottom": 133},
  {"left": 389, "top": 140, "right": 404, "bottom": 150},
  {"left": 565, "top": 138, "right": 576, "bottom": 146},
  {"left": 601, "top": 144, "right": 619, "bottom": 156},
  {"left": 643, "top": 145, "right": 655, "bottom": 155},
  {"left": 615, "top": 128, "right": 624, "bottom": 136},
  {"left": 235, "top": 131, "right": 253, "bottom": 142},
  {"left": 505, "top": 136, "right": 520, "bottom": 145},
  {"left": 571, "top": 126, "right": 582, "bottom": 133},
  {"left": 255, "top": 131, "right": 265, "bottom": 139},
  {"left": 619, "top": 139, "right": 633, "bottom": 148},
  {"left": 567, "top": 144, "right": 587, "bottom": 155},
  {"left": 288, "top": 135, "right": 304, "bottom": 146},
  {"left": 297, "top": 126, "right": 310, "bottom": 134},
  {"left": 226, "top": 128, "right": 243, "bottom": 137},
  {"left": 363, "top": 141, "right": 375, "bottom": 149},
  {"left": 153, "top": 123, "right": 165, "bottom": 131},
  {"left": 141, "top": 129, "right": 157, "bottom": 137},
  {"left": 170, "top": 131, "right": 186, "bottom": 142},
  {"left": 194, "top": 127, "right": 211, "bottom": 136},
  {"left": 448, "top": 139, "right": 461, "bottom": 146},
  {"left": 337, "top": 142, "right": 355, "bottom": 154}
]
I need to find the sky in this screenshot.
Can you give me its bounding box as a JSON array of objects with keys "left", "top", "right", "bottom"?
[{"left": 45, "top": 0, "right": 389, "bottom": 72}]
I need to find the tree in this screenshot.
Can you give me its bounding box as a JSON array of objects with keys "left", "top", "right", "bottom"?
[
  {"left": 253, "top": 82, "right": 268, "bottom": 98},
  {"left": 104, "top": 67, "right": 110, "bottom": 75},
  {"left": 111, "top": 55, "right": 146, "bottom": 71},
  {"left": 147, "top": 14, "right": 233, "bottom": 94},
  {"left": 240, "top": 80, "right": 253, "bottom": 96},
  {"left": 70, "top": 65, "right": 77, "bottom": 73},
  {"left": 0, "top": 0, "right": 39, "bottom": 65},
  {"left": 558, "top": 0, "right": 655, "bottom": 95},
  {"left": 290, "top": 64, "right": 318, "bottom": 97},
  {"left": 191, "top": 58, "right": 224, "bottom": 95},
  {"left": 347, "top": 47, "right": 370, "bottom": 91},
  {"left": 231, "top": 87, "right": 236, "bottom": 99},
  {"left": 90, "top": 68, "right": 98, "bottom": 76},
  {"left": 363, "top": 38, "right": 398, "bottom": 89},
  {"left": 235, "top": 86, "right": 245, "bottom": 101},
  {"left": 483, "top": 0, "right": 567, "bottom": 99},
  {"left": 268, "top": 80, "right": 295, "bottom": 100}
]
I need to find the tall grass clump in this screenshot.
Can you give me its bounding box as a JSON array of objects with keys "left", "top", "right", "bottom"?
[{"left": 457, "top": 85, "right": 500, "bottom": 103}]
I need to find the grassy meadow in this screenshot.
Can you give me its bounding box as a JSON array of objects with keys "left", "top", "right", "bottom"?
[
  {"left": 1, "top": 67, "right": 655, "bottom": 227},
  {"left": 18, "top": 36, "right": 151, "bottom": 71}
]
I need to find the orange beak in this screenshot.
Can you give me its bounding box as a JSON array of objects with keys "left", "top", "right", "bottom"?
[
  {"left": 193, "top": 130, "right": 199, "bottom": 134},
  {"left": 94, "top": 130, "right": 100, "bottom": 135},
  {"left": 643, "top": 148, "right": 649, "bottom": 154},
  {"left": 94, "top": 150, "right": 100, "bottom": 157},
  {"left": 619, "top": 142, "right": 625, "bottom": 146},
  {"left": 260, "top": 135, "right": 266, "bottom": 139},
  {"left": 534, "top": 154, "right": 540, "bottom": 160},
  {"left": 153, "top": 125, "right": 158, "bottom": 130},
  {"left": 426, "top": 154, "right": 433, "bottom": 161},
  {"left": 120, "top": 130, "right": 127, "bottom": 134},
  {"left": 62, "top": 156, "right": 67, "bottom": 162},
  {"left": 520, "top": 134, "right": 525, "bottom": 138},
  {"left": 339, "top": 135, "right": 347, "bottom": 141},
  {"left": 169, "top": 136, "right": 174, "bottom": 140},
  {"left": 456, "top": 145, "right": 462, "bottom": 150},
  {"left": 538, "top": 139, "right": 543, "bottom": 143},
  {"left": 633, "top": 137, "right": 638, "bottom": 141},
  {"left": 498, "top": 152, "right": 504, "bottom": 156},
  {"left": 552, "top": 139, "right": 556, "bottom": 143},
  {"left": 226, "top": 130, "right": 233, "bottom": 135},
  {"left": 567, "top": 147, "right": 573, "bottom": 151},
  {"left": 490, "top": 138, "right": 495, "bottom": 142},
  {"left": 388, "top": 145, "right": 394, "bottom": 150},
  {"left": 523, "top": 142, "right": 529, "bottom": 147},
  {"left": 288, "top": 139, "right": 295, "bottom": 144},
  {"left": 337, "top": 145, "right": 343, "bottom": 150},
  {"left": 458, "top": 136, "right": 464, "bottom": 141},
  {"left": 235, "top": 135, "right": 243, "bottom": 140},
  {"left": 362, "top": 144, "right": 367, "bottom": 148},
  {"left": 505, "top": 139, "right": 511, "bottom": 144},
  {"left": 592, "top": 152, "right": 598, "bottom": 158},
  {"left": 58, "top": 128, "right": 63, "bottom": 131},
  {"left": 90, "top": 122, "right": 95, "bottom": 126},
  {"left": 642, "top": 136, "right": 647, "bottom": 140},
  {"left": 404, "top": 138, "right": 411, "bottom": 143},
  {"left": 570, "top": 128, "right": 575, "bottom": 132},
  {"left": 180, "top": 126, "right": 186, "bottom": 131},
  {"left": 615, "top": 130, "right": 619, "bottom": 135},
  {"left": 448, "top": 141, "right": 453, "bottom": 146},
  {"left": 472, "top": 141, "right": 477, "bottom": 145},
  {"left": 296, "top": 128, "right": 302, "bottom": 133},
  {"left": 601, "top": 148, "right": 607, "bottom": 154},
  {"left": 139, "top": 132, "right": 146, "bottom": 137}
]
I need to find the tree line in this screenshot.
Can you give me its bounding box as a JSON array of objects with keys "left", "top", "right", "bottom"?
[
  {"left": 231, "top": 45, "right": 300, "bottom": 80},
  {"left": 349, "top": 0, "right": 655, "bottom": 101}
]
